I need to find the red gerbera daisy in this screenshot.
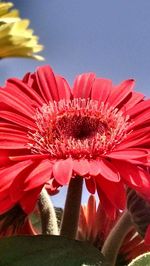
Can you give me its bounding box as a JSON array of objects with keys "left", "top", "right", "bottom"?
[{"left": 0, "top": 65, "right": 150, "bottom": 216}]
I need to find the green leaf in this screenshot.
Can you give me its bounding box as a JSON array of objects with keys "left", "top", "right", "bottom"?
[
  {"left": 128, "top": 252, "right": 150, "bottom": 266},
  {"left": 0, "top": 235, "right": 107, "bottom": 266}
]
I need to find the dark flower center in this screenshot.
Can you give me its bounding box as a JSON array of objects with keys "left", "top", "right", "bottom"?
[{"left": 56, "top": 115, "right": 106, "bottom": 140}]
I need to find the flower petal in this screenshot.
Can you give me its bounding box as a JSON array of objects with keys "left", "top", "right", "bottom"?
[
  {"left": 73, "top": 73, "right": 96, "bottom": 99},
  {"left": 20, "top": 186, "right": 43, "bottom": 214},
  {"left": 55, "top": 75, "right": 72, "bottom": 100},
  {"left": 73, "top": 159, "right": 90, "bottom": 176},
  {"left": 108, "top": 149, "right": 148, "bottom": 161},
  {"left": 0, "top": 160, "right": 33, "bottom": 191},
  {"left": 85, "top": 178, "right": 96, "bottom": 194},
  {"left": 113, "top": 160, "right": 150, "bottom": 194},
  {"left": 0, "top": 111, "right": 36, "bottom": 130},
  {"left": 91, "top": 78, "right": 112, "bottom": 103},
  {"left": 0, "top": 89, "right": 35, "bottom": 117},
  {"left": 96, "top": 186, "right": 117, "bottom": 219},
  {"left": 53, "top": 158, "right": 73, "bottom": 185},
  {"left": 98, "top": 159, "right": 120, "bottom": 182},
  {"left": 96, "top": 176, "right": 126, "bottom": 211},
  {"left": 108, "top": 79, "right": 135, "bottom": 108},
  {"left": 7, "top": 78, "right": 44, "bottom": 106},
  {"left": 24, "top": 160, "right": 53, "bottom": 191},
  {"left": 89, "top": 160, "right": 101, "bottom": 176},
  {"left": 36, "top": 65, "right": 59, "bottom": 102}
]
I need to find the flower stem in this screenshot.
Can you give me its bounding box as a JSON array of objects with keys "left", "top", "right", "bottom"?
[
  {"left": 60, "top": 176, "right": 83, "bottom": 239},
  {"left": 101, "top": 210, "right": 133, "bottom": 266},
  {"left": 38, "top": 188, "right": 58, "bottom": 235}
]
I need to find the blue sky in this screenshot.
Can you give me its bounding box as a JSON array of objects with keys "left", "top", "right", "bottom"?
[{"left": 1, "top": 0, "right": 150, "bottom": 207}]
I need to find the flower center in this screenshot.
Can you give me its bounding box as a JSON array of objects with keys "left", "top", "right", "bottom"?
[
  {"left": 56, "top": 114, "right": 106, "bottom": 140},
  {"left": 28, "top": 99, "right": 130, "bottom": 159}
]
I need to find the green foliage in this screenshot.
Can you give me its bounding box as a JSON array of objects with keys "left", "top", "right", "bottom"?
[
  {"left": 0, "top": 235, "right": 107, "bottom": 266},
  {"left": 128, "top": 252, "right": 150, "bottom": 266}
]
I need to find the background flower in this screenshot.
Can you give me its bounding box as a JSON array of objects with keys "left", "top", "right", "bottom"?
[
  {"left": 0, "top": 65, "right": 150, "bottom": 217},
  {"left": 0, "top": 1, "right": 44, "bottom": 60},
  {"left": 0, "top": 205, "right": 36, "bottom": 237},
  {"left": 77, "top": 195, "right": 150, "bottom": 265}
]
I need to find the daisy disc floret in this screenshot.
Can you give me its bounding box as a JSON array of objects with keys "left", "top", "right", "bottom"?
[
  {"left": 0, "top": 65, "right": 150, "bottom": 216},
  {"left": 29, "top": 99, "right": 130, "bottom": 160}
]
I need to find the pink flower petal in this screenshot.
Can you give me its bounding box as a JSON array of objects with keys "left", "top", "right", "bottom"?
[
  {"left": 0, "top": 89, "right": 35, "bottom": 117},
  {"left": 9, "top": 161, "right": 36, "bottom": 202},
  {"left": 55, "top": 75, "right": 72, "bottom": 100},
  {"left": 53, "top": 158, "right": 73, "bottom": 185},
  {"left": 86, "top": 195, "right": 96, "bottom": 237},
  {"left": 36, "top": 65, "right": 59, "bottom": 102},
  {"left": 113, "top": 160, "right": 150, "bottom": 193},
  {"left": 73, "top": 73, "right": 96, "bottom": 99},
  {"left": 7, "top": 78, "right": 44, "bottom": 106},
  {"left": 122, "top": 91, "right": 144, "bottom": 112},
  {"left": 0, "top": 160, "right": 33, "bottom": 191},
  {"left": 24, "top": 160, "right": 53, "bottom": 191},
  {"left": 85, "top": 178, "right": 96, "bottom": 194},
  {"left": 89, "top": 160, "right": 101, "bottom": 176},
  {"left": 91, "top": 78, "right": 112, "bottom": 103},
  {"left": 96, "top": 176, "right": 126, "bottom": 211},
  {"left": 73, "top": 159, "right": 90, "bottom": 176},
  {"left": 108, "top": 149, "right": 148, "bottom": 160},
  {"left": 108, "top": 79, "right": 135, "bottom": 108},
  {"left": 20, "top": 186, "right": 43, "bottom": 214},
  {"left": 0, "top": 110, "right": 36, "bottom": 130},
  {"left": 128, "top": 99, "right": 150, "bottom": 118},
  {"left": 98, "top": 159, "right": 120, "bottom": 182},
  {"left": 96, "top": 186, "right": 117, "bottom": 219},
  {"left": 9, "top": 154, "right": 50, "bottom": 162}
]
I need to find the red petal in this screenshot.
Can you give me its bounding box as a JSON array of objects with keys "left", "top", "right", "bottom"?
[
  {"left": 20, "top": 186, "right": 43, "bottom": 214},
  {"left": 55, "top": 75, "right": 71, "bottom": 100},
  {"left": 108, "top": 149, "right": 148, "bottom": 160},
  {"left": 0, "top": 132, "right": 28, "bottom": 149},
  {"left": 7, "top": 78, "right": 44, "bottom": 106},
  {"left": 24, "top": 160, "right": 52, "bottom": 191},
  {"left": 91, "top": 78, "right": 112, "bottom": 103},
  {"left": 96, "top": 176, "right": 126, "bottom": 210},
  {"left": 53, "top": 158, "right": 73, "bottom": 185},
  {"left": 98, "top": 159, "right": 120, "bottom": 182},
  {"left": 118, "top": 128, "right": 150, "bottom": 150},
  {"left": 45, "top": 178, "right": 60, "bottom": 195},
  {"left": 108, "top": 79, "right": 135, "bottom": 108},
  {"left": 86, "top": 195, "right": 96, "bottom": 237},
  {"left": 9, "top": 154, "right": 50, "bottom": 162},
  {"left": 36, "top": 65, "right": 59, "bottom": 102},
  {"left": 85, "top": 178, "right": 96, "bottom": 194},
  {"left": 73, "top": 73, "right": 95, "bottom": 99},
  {"left": 128, "top": 99, "right": 150, "bottom": 118},
  {"left": 0, "top": 89, "right": 35, "bottom": 117},
  {"left": 0, "top": 160, "right": 33, "bottom": 190},
  {"left": 73, "top": 159, "right": 90, "bottom": 176},
  {"left": 123, "top": 91, "right": 144, "bottom": 111},
  {"left": 0, "top": 110, "right": 36, "bottom": 130},
  {"left": 9, "top": 161, "right": 36, "bottom": 202},
  {"left": 113, "top": 160, "right": 150, "bottom": 193},
  {"left": 89, "top": 160, "right": 101, "bottom": 176},
  {"left": 96, "top": 186, "right": 117, "bottom": 219}
]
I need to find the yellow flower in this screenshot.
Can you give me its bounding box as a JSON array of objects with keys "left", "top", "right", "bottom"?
[{"left": 0, "top": 2, "right": 44, "bottom": 60}]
